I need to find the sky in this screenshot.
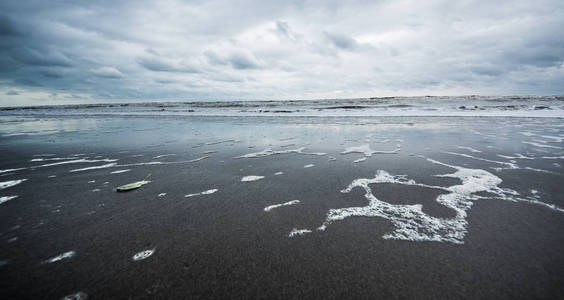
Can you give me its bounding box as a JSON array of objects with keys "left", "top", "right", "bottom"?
[{"left": 0, "top": 0, "right": 563, "bottom": 106}]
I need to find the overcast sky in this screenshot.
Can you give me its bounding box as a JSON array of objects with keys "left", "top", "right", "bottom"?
[{"left": 1, "top": 0, "right": 563, "bottom": 105}]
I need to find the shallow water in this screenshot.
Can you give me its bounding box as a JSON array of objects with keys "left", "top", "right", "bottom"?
[{"left": 0, "top": 114, "right": 563, "bottom": 298}]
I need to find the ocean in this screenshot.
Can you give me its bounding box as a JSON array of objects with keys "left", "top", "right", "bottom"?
[{"left": 1, "top": 96, "right": 563, "bottom": 299}]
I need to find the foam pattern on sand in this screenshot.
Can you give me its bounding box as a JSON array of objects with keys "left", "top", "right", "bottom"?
[
  {"left": 341, "top": 144, "right": 400, "bottom": 157},
  {"left": 44, "top": 251, "right": 75, "bottom": 263},
  {"left": 0, "top": 168, "right": 26, "bottom": 174},
  {"left": 444, "top": 151, "right": 554, "bottom": 173},
  {"left": 521, "top": 131, "right": 564, "bottom": 143},
  {"left": 185, "top": 189, "right": 218, "bottom": 197},
  {"left": 234, "top": 147, "right": 327, "bottom": 158},
  {"left": 132, "top": 249, "right": 154, "bottom": 261},
  {"left": 241, "top": 175, "right": 264, "bottom": 182},
  {"left": 0, "top": 195, "right": 18, "bottom": 204},
  {"left": 110, "top": 169, "right": 130, "bottom": 174},
  {"left": 70, "top": 163, "right": 117, "bottom": 172},
  {"left": 317, "top": 157, "right": 564, "bottom": 244},
  {"left": 264, "top": 200, "right": 300, "bottom": 212},
  {"left": 36, "top": 158, "right": 118, "bottom": 168},
  {"left": 0, "top": 179, "right": 27, "bottom": 190},
  {"left": 289, "top": 228, "right": 312, "bottom": 237},
  {"left": 457, "top": 146, "right": 482, "bottom": 153},
  {"left": 61, "top": 292, "right": 88, "bottom": 300},
  {"left": 522, "top": 141, "right": 562, "bottom": 149}
]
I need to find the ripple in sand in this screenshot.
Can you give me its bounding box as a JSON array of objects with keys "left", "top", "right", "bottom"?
[
  {"left": 241, "top": 176, "right": 264, "bottom": 182},
  {"left": 132, "top": 249, "right": 154, "bottom": 261}
]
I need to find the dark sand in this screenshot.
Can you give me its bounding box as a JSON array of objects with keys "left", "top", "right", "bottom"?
[{"left": 1, "top": 116, "right": 564, "bottom": 299}]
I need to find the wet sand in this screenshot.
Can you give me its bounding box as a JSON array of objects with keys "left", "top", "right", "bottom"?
[{"left": 1, "top": 115, "right": 564, "bottom": 299}]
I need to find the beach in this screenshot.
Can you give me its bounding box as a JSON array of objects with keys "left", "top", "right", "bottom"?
[{"left": 1, "top": 107, "right": 564, "bottom": 299}]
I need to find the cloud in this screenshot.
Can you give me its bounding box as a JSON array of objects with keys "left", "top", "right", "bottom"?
[
  {"left": 137, "top": 56, "right": 200, "bottom": 73},
  {"left": 0, "top": 15, "right": 22, "bottom": 36},
  {"left": 227, "top": 52, "right": 261, "bottom": 70},
  {"left": 91, "top": 66, "right": 124, "bottom": 78},
  {"left": 0, "top": 0, "right": 563, "bottom": 106},
  {"left": 6, "top": 90, "right": 19, "bottom": 95},
  {"left": 14, "top": 78, "right": 43, "bottom": 87},
  {"left": 324, "top": 31, "right": 358, "bottom": 50},
  {"left": 11, "top": 47, "right": 73, "bottom": 67},
  {"left": 205, "top": 50, "right": 261, "bottom": 69}
]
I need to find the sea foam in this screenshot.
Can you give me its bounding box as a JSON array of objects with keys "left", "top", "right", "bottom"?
[
  {"left": 264, "top": 200, "right": 300, "bottom": 212},
  {"left": 317, "top": 157, "right": 564, "bottom": 244}
]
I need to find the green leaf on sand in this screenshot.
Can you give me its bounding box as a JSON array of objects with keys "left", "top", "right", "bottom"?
[{"left": 116, "top": 173, "right": 151, "bottom": 192}]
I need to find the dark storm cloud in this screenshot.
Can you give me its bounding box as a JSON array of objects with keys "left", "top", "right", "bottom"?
[
  {"left": 0, "top": 0, "right": 563, "bottom": 105},
  {"left": 0, "top": 15, "right": 22, "bottom": 36},
  {"left": 12, "top": 47, "right": 73, "bottom": 67}
]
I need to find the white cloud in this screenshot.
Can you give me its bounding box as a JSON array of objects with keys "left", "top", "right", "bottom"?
[{"left": 0, "top": 0, "right": 563, "bottom": 105}]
